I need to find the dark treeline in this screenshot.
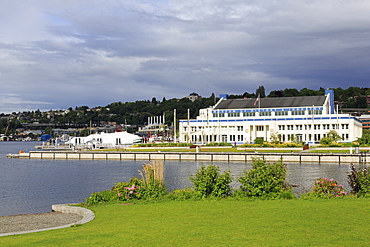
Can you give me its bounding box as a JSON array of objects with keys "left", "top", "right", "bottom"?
[{"left": 0, "top": 87, "right": 369, "bottom": 135}]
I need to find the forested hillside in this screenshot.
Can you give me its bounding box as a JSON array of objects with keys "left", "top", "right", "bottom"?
[{"left": 0, "top": 87, "right": 369, "bottom": 136}]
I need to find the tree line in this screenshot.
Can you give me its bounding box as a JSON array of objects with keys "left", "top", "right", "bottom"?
[{"left": 0, "top": 86, "right": 369, "bottom": 135}]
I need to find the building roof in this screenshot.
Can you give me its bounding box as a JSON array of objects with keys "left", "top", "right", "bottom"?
[{"left": 214, "top": 96, "right": 327, "bottom": 109}]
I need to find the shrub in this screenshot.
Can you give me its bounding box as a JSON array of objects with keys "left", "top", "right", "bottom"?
[
  {"left": 205, "top": 142, "right": 232, "bottom": 146},
  {"left": 112, "top": 180, "right": 141, "bottom": 201},
  {"left": 254, "top": 137, "right": 264, "bottom": 145},
  {"left": 138, "top": 161, "right": 167, "bottom": 199},
  {"left": 167, "top": 188, "right": 202, "bottom": 201},
  {"left": 85, "top": 190, "right": 119, "bottom": 206},
  {"left": 301, "top": 178, "right": 346, "bottom": 199},
  {"left": 238, "top": 157, "right": 291, "bottom": 198},
  {"left": 347, "top": 164, "right": 370, "bottom": 196},
  {"left": 190, "top": 164, "right": 232, "bottom": 198}
]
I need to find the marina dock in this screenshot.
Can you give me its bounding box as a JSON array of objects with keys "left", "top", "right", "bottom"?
[{"left": 6, "top": 150, "right": 369, "bottom": 164}]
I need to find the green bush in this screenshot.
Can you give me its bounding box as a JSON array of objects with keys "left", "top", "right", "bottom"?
[
  {"left": 238, "top": 158, "right": 292, "bottom": 198},
  {"left": 254, "top": 137, "right": 264, "bottom": 145},
  {"left": 167, "top": 188, "right": 202, "bottom": 201},
  {"left": 190, "top": 164, "right": 232, "bottom": 198},
  {"left": 205, "top": 142, "right": 232, "bottom": 146},
  {"left": 347, "top": 164, "right": 370, "bottom": 196},
  {"left": 85, "top": 190, "right": 119, "bottom": 206}
]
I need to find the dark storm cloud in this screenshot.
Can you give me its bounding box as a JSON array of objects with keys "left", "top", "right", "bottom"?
[{"left": 0, "top": 0, "right": 369, "bottom": 113}]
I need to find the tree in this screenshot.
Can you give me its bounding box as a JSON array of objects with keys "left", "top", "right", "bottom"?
[
  {"left": 320, "top": 130, "right": 341, "bottom": 145},
  {"left": 283, "top": 88, "right": 299, "bottom": 97},
  {"left": 356, "top": 130, "right": 370, "bottom": 145},
  {"left": 270, "top": 132, "right": 281, "bottom": 144},
  {"left": 268, "top": 90, "right": 283, "bottom": 97},
  {"left": 255, "top": 86, "right": 266, "bottom": 98}
]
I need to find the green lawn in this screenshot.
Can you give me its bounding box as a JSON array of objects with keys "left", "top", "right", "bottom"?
[{"left": 2, "top": 199, "right": 370, "bottom": 246}]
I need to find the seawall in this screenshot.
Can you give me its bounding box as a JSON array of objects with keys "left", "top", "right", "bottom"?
[{"left": 7, "top": 150, "right": 369, "bottom": 164}]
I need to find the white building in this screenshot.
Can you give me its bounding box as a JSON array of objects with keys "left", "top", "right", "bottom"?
[
  {"left": 179, "top": 90, "right": 362, "bottom": 145},
  {"left": 66, "top": 131, "right": 142, "bottom": 149}
]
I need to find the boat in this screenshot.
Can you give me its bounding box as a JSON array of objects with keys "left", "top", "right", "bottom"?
[{"left": 65, "top": 131, "right": 143, "bottom": 150}]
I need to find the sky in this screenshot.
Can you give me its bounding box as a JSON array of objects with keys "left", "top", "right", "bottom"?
[{"left": 1, "top": 0, "right": 370, "bottom": 113}]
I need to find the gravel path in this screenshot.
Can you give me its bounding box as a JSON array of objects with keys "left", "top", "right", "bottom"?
[{"left": 0, "top": 212, "right": 83, "bottom": 234}]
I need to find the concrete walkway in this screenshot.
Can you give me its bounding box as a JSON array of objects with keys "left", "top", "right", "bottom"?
[{"left": 0, "top": 204, "right": 95, "bottom": 237}]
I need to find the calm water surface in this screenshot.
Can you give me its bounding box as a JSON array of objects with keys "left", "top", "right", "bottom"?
[{"left": 0, "top": 142, "right": 354, "bottom": 216}]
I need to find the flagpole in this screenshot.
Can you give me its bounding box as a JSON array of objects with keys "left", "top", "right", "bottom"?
[
  {"left": 258, "top": 94, "right": 260, "bottom": 110},
  {"left": 174, "top": 109, "right": 177, "bottom": 143}
]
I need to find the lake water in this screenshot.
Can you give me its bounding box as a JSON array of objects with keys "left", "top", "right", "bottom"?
[{"left": 0, "top": 142, "right": 355, "bottom": 216}]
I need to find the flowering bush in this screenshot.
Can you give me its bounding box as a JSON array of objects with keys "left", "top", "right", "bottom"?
[
  {"left": 303, "top": 178, "right": 347, "bottom": 199},
  {"left": 112, "top": 180, "right": 141, "bottom": 201}
]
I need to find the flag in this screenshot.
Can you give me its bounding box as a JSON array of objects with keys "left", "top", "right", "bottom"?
[{"left": 254, "top": 94, "right": 260, "bottom": 106}]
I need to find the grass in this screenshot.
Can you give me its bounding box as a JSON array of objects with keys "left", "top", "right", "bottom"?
[
  {"left": 308, "top": 150, "right": 368, "bottom": 154},
  {"left": 2, "top": 199, "right": 370, "bottom": 246}
]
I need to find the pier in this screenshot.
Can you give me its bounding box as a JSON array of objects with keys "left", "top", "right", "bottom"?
[{"left": 6, "top": 150, "right": 369, "bottom": 164}]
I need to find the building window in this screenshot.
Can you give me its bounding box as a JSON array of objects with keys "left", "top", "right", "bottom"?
[
  {"left": 314, "top": 124, "right": 320, "bottom": 130},
  {"left": 296, "top": 125, "right": 302, "bottom": 130},
  {"left": 260, "top": 112, "right": 271, "bottom": 116},
  {"left": 243, "top": 112, "right": 255, "bottom": 117},
  {"left": 228, "top": 112, "right": 240, "bottom": 117},
  {"left": 237, "top": 126, "right": 243, "bottom": 131},
  {"left": 278, "top": 125, "right": 285, "bottom": 130},
  {"left": 213, "top": 112, "right": 225, "bottom": 118},
  {"left": 256, "top": 126, "right": 264, "bottom": 131},
  {"left": 342, "top": 124, "right": 349, "bottom": 129},
  {"left": 222, "top": 135, "right": 227, "bottom": 142},
  {"left": 237, "top": 135, "right": 243, "bottom": 141},
  {"left": 287, "top": 125, "right": 293, "bottom": 130},
  {"left": 291, "top": 110, "right": 305, "bottom": 115},
  {"left": 275, "top": 111, "right": 288, "bottom": 116},
  {"left": 230, "top": 135, "right": 236, "bottom": 142},
  {"left": 309, "top": 110, "right": 322, "bottom": 115}
]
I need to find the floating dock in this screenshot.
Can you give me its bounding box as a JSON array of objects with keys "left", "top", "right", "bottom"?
[{"left": 6, "top": 150, "right": 369, "bottom": 164}]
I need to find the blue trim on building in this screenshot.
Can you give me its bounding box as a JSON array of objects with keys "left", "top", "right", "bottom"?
[
  {"left": 211, "top": 107, "right": 323, "bottom": 114},
  {"left": 179, "top": 116, "right": 356, "bottom": 123}
]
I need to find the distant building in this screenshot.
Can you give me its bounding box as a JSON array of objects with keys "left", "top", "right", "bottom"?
[
  {"left": 179, "top": 90, "right": 362, "bottom": 144},
  {"left": 359, "top": 115, "right": 370, "bottom": 130},
  {"left": 187, "top": 92, "right": 202, "bottom": 102}
]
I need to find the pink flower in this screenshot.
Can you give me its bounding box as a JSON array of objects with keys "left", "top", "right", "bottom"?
[
  {"left": 118, "top": 193, "right": 122, "bottom": 197},
  {"left": 329, "top": 179, "right": 334, "bottom": 182},
  {"left": 129, "top": 191, "right": 134, "bottom": 194}
]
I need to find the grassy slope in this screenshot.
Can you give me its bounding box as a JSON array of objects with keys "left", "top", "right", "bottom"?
[{"left": 1, "top": 199, "right": 370, "bottom": 246}]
